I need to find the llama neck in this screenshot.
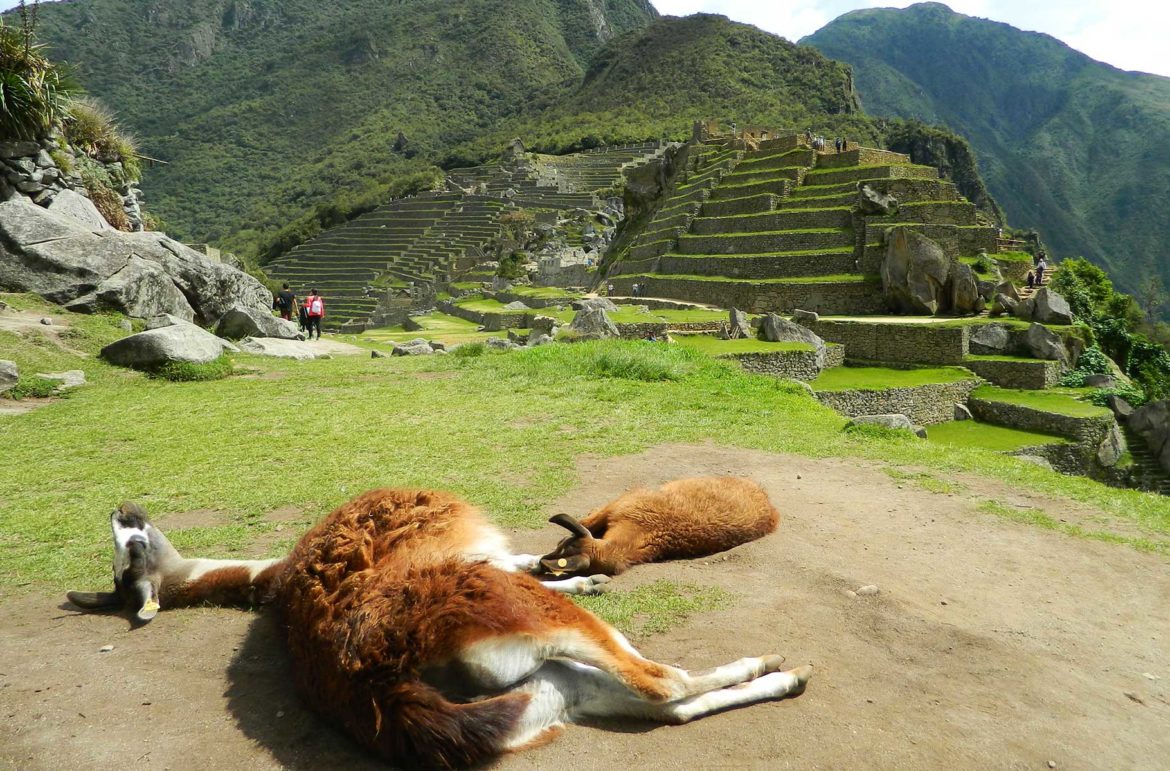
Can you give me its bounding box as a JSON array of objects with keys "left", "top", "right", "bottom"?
[
  {"left": 586, "top": 541, "right": 629, "bottom": 575},
  {"left": 161, "top": 556, "right": 286, "bottom": 609}
]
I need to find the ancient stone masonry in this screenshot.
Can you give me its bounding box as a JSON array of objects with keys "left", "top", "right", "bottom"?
[
  {"left": 817, "top": 378, "right": 983, "bottom": 425},
  {"left": 0, "top": 139, "right": 145, "bottom": 231},
  {"left": 731, "top": 344, "right": 846, "bottom": 383}
]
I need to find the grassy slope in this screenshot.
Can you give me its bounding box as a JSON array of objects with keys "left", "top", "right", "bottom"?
[
  {"left": 4, "top": 305, "right": 1169, "bottom": 593},
  {"left": 803, "top": 2, "right": 1170, "bottom": 296}
]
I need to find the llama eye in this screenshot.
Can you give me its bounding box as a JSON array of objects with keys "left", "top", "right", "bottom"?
[{"left": 557, "top": 558, "right": 568, "bottom": 568}]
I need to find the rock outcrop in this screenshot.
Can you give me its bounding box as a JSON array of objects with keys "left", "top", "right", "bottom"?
[
  {"left": 0, "top": 360, "right": 18, "bottom": 394},
  {"left": 859, "top": 184, "right": 898, "bottom": 216},
  {"left": 214, "top": 307, "right": 301, "bottom": 340},
  {"left": 100, "top": 325, "right": 235, "bottom": 368},
  {"left": 568, "top": 307, "right": 619, "bottom": 339},
  {"left": 759, "top": 313, "right": 827, "bottom": 367},
  {"left": 1129, "top": 400, "right": 1170, "bottom": 474},
  {"left": 0, "top": 199, "right": 270, "bottom": 325},
  {"left": 1013, "top": 287, "right": 1074, "bottom": 325},
  {"left": 880, "top": 227, "right": 982, "bottom": 315}
]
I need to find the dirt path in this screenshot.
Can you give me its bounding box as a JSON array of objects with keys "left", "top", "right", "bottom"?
[{"left": 2, "top": 444, "right": 1168, "bottom": 770}]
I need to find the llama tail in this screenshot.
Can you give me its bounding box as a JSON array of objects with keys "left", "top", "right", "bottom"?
[{"left": 350, "top": 678, "right": 530, "bottom": 770}]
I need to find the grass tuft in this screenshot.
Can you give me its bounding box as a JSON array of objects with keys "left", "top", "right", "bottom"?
[
  {"left": 147, "top": 357, "right": 234, "bottom": 382},
  {"left": 574, "top": 580, "right": 728, "bottom": 637}
]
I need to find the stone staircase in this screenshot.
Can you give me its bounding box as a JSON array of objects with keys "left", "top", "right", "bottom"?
[
  {"left": 608, "top": 133, "right": 998, "bottom": 315},
  {"left": 1122, "top": 424, "right": 1170, "bottom": 494}
]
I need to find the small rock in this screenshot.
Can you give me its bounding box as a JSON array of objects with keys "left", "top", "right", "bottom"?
[
  {"left": 371, "top": 349, "right": 387, "bottom": 359},
  {"left": 99, "top": 645, "right": 114, "bottom": 653},
  {"left": 276, "top": 710, "right": 285, "bottom": 718},
  {"left": 118, "top": 319, "right": 133, "bottom": 332},
  {"left": 954, "top": 403, "right": 973, "bottom": 421},
  {"left": 1048, "top": 762, "right": 1056, "bottom": 769},
  {"left": 856, "top": 585, "right": 880, "bottom": 596},
  {"left": 796, "top": 474, "right": 802, "bottom": 480},
  {"left": 1123, "top": 691, "right": 1145, "bottom": 705},
  {"left": 1142, "top": 672, "right": 1160, "bottom": 681},
  {"left": 940, "top": 600, "right": 948, "bottom": 606},
  {"left": 40, "top": 317, "right": 52, "bottom": 326}
]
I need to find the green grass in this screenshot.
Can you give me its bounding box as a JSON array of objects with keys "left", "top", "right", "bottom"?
[
  {"left": 970, "top": 386, "right": 1112, "bottom": 419},
  {"left": 992, "top": 251, "right": 1035, "bottom": 264},
  {"left": 927, "top": 420, "right": 1069, "bottom": 452},
  {"left": 149, "top": 357, "right": 234, "bottom": 382},
  {"left": 812, "top": 365, "right": 975, "bottom": 391},
  {"left": 505, "top": 286, "right": 582, "bottom": 300},
  {"left": 977, "top": 500, "right": 1167, "bottom": 554},
  {"left": 361, "top": 313, "right": 494, "bottom": 345},
  {"left": 675, "top": 336, "right": 815, "bottom": 356},
  {"left": 4, "top": 311, "right": 1170, "bottom": 594},
  {"left": 624, "top": 273, "right": 875, "bottom": 285},
  {"left": 7, "top": 375, "right": 60, "bottom": 400},
  {"left": 574, "top": 580, "right": 728, "bottom": 638}
]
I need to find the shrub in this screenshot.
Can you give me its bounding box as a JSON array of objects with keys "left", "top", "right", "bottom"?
[
  {"left": 0, "top": 12, "right": 76, "bottom": 140},
  {"left": 1087, "top": 383, "right": 1146, "bottom": 409},
  {"left": 148, "top": 356, "right": 234, "bottom": 382},
  {"left": 452, "top": 342, "right": 487, "bottom": 358},
  {"left": 63, "top": 97, "right": 140, "bottom": 180}
]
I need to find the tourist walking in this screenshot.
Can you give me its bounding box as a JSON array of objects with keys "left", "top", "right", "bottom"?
[
  {"left": 835, "top": 137, "right": 842, "bottom": 153},
  {"left": 1026, "top": 270, "right": 1036, "bottom": 290},
  {"left": 304, "top": 288, "right": 325, "bottom": 340},
  {"left": 273, "top": 283, "right": 297, "bottom": 321},
  {"left": 1036, "top": 256, "right": 1048, "bottom": 285}
]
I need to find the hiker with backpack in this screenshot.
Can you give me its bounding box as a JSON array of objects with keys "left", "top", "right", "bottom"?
[
  {"left": 273, "top": 283, "right": 297, "bottom": 321},
  {"left": 304, "top": 288, "right": 325, "bottom": 340}
]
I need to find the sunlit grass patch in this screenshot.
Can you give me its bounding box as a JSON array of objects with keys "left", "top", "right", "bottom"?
[{"left": 574, "top": 580, "right": 728, "bottom": 637}]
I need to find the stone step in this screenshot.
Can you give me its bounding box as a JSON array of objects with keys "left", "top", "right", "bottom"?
[
  {"left": 802, "top": 164, "right": 939, "bottom": 187},
  {"left": 700, "top": 194, "right": 780, "bottom": 217},
  {"left": 607, "top": 274, "right": 884, "bottom": 315},
  {"left": 710, "top": 178, "right": 793, "bottom": 201},
  {"left": 658, "top": 249, "right": 858, "bottom": 279}
]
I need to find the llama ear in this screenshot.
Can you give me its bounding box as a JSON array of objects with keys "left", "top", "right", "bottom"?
[
  {"left": 549, "top": 514, "right": 591, "bottom": 539},
  {"left": 66, "top": 590, "right": 122, "bottom": 610}
]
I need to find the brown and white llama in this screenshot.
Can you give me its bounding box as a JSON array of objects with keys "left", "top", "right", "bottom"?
[
  {"left": 68, "top": 490, "right": 809, "bottom": 769},
  {"left": 538, "top": 476, "right": 779, "bottom": 578}
]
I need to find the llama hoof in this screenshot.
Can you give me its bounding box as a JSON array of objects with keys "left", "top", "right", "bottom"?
[
  {"left": 588, "top": 574, "right": 611, "bottom": 585},
  {"left": 581, "top": 576, "right": 610, "bottom": 595},
  {"left": 137, "top": 599, "right": 160, "bottom": 621},
  {"left": 761, "top": 654, "right": 787, "bottom": 673},
  {"left": 787, "top": 664, "right": 814, "bottom": 692}
]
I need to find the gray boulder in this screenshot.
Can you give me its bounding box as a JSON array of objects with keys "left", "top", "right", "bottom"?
[
  {"left": 950, "top": 261, "right": 984, "bottom": 315},
  {"left": 1129, "top": 400, "right": 1170, "bottom": 474},
  {"left": 1031, "top": 287, "right": 1074, "bottom": 325},
  {"left": 1106, "top": 394, "right": 1134, "bottom": 420},
  {"left": 35, "top": 370, "right": 86, "bottom": 389},
  {"left": 392, "top": 340, "right": 435, "bottom": 356},
  {"left": 530, "top": 315, "right": 558, "bottom": 336},
  {"left": 572, "top": 296, "right": 619, "bottom": 312},
  {"left": 792, "top": 309, "right": 819, "bottom": 323},
  {"left": 145, "top": 313, "right": 197, "bottom": 330},
  {"left": 728, "top": 308, "right": 752, "bottom": 339},
  {"left": 846, "top": 414, "right": 926, "bottom": 438},
  {"left": 990, "top": 293, "right": 1018, "bottom": 318},
  {"left": 371, "top": 349, "right": 388, "bottom": 359},
  {"left": 881, "top": 228, "right": 950, "bottom": 314},
  {"left": 0, "top": 359, "right": 18, "bottom": 394},
  {"left": 65, "top": 255, "right": 196, "bottom": 321},
  {"left": 996, "top": 281, "right": 1020, "bottom": 302},
  {"left": 1084, "top": 374, "right": 1116, "bottom": 389},
  {"left": 215, "top": 306, "right": 300, "bottom": 340},
  {"left": 0, "top": 199, "right": 270, "bottom": 324},
  {"left": 858, "top": 184, "right": 898, "bottom": 216},
  {"left": 759, "top": 313, "right": 827, "bottom": 366},
  {"left": 101, "top": 325, "right": 232, "bottom": 368},
  {"left": 568, "top": 307, "right": 618, "bottom": 339},
  {"left": 502, "top": 300, "right": 531, "bottom": 311},
  {"left": 46, "top": 189, "right": 112, "bottom": 231},
  {"left": 1096, "top": 424, "right": 1127, "bottom": 467},
  {"left": 969, "top": 323, "right": 1011, "bottom": 355},
  {"left": 954, "top": 403, "right": 973, "bottom": 421},
  {"left": 528, "top": 333, "right": 554, "bottom": 347},
  {"left": 238, "top": 337, "right": 320, "bottom": 360},
  {"left": 486, "top": 336, "right": 518, "bottom": 350},
  {"left": 1022, "top": 323, "right": 1069, "bottom": 365}
]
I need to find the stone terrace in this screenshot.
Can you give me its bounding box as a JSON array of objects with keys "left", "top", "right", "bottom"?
[{"left": 608, "top": 132, "right": 997, "bottom": 315}]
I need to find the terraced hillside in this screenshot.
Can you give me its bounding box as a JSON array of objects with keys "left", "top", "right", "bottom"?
[
  {"left": 609, "top": 132, "right": 997, "bottom": 314},
  {"left": 448, "top": 142, "right": 669, "bottom": 209},
  {"left": 266, "top": 143, "right": 668, "bottom": 329},
  {"left": 265, "top": 193, "right": 513, "bottom": 329}
]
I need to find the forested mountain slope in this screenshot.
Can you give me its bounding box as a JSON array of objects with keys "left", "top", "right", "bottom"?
[
  {"left": 20, "top": 0, "right": 657, "bottom": 245},
  {"left": 803, "top": 1, "right": 1170, "bottom": 296}
]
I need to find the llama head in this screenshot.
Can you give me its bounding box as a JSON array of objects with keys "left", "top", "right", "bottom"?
[
  {"left": 538, "top": 514, "right": 595, "bottom": 577},
  {"left": 66, "top": 502, "right": 172, "bottom": 623}
]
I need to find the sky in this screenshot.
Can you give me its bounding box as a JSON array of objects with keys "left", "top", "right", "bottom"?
[
  {"left": 652, "top": 1, "right": 1170, "bottom": 77},
  {"left": 1, "top": 1, "right": 1166, "bottom": 78}
]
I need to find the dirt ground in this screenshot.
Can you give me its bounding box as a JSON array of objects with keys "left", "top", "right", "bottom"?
[{"left": 2, "top": 444, "right": 1168, "bottom": 770}]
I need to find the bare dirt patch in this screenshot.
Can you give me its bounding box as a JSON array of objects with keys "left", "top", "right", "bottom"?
[{"left": 2, "top": 444, "right": 1168, "bottom": 770}]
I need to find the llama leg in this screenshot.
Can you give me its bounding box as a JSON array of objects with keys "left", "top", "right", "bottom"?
[
  {"left": 496, "top": 553, "right": 543, "bottom": 573},
  {"left": 539, "top": 574, "right": 611, "bottom": 595},
  {"left": 567, "top": 664, "right": 813, "bottom": 724}
]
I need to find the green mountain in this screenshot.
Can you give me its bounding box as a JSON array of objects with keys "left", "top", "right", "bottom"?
[
  {"left": 803, "top": 1, "right": 1170, "bottom": 297},
  {"left": 19, "top": 0, "right": 658, "bottom": 245}
]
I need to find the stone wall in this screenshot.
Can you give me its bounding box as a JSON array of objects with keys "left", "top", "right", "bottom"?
[
  {"left": 816, "top": 378, "right": 983, "bottom": 425},
  {"left": 967, "top": 398, "right": 1115, "bottom": 445},
  {"left": 963, "top": 358, "right": 1062, "bottom": 389},
  {"left": 814, "top": 147, "right": 911, "bottom": 169},
  {"left": 0, "top": 139, "right": 145, "bottom": 231},
  {"left": 809, "top": 320, "right": 969, "bottom": 364},
  {"left": 437, "top": 300, "right": 531, "bottom": 330},
  {"left": 729, "top": 344, "right": 844, "bottom": 383},
  {"left": 658, "top": 252, "right": 858, "bottom": 280},
  {"left": 610, "top": 276, "right": 885, "bottom": 315}
]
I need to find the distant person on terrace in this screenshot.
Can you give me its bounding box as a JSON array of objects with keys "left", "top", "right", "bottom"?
[
  {"left": 305, "top": 288, "right": 325, "bottom": 340},
  {"left": 1036, "top": 256, "right": 1048, "bottom": 285}
]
